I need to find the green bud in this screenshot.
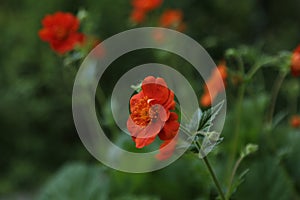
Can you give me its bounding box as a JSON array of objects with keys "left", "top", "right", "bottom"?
[
  {"left": 77, "top": 9, "right": 88, "bottom": 22},
  {"left": 240, "top": 143, "right": 258, "bottom": 158},
  {"left": 225, "top": 48, "right": 237, "bottom": 58}
]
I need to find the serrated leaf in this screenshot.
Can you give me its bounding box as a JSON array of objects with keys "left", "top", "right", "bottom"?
[
  {"left": 186, "top": 108, "right": 202, "bottom": 133},
  {"left": 230, "top": 169, "right": 250, "bottom": 196},
  {"left": 198, "top": 100, "right": 224, "bottom": 132},
  {"left": 272, "top": 111, "right": 288, "bottom": 129},
  {"left": 199, "top": 131, "right": 222, "bottom": 158}
]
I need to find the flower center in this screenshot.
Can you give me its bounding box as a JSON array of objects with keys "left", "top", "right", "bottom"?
[
  {"left": 55, "top": 27, "right": 68, "bottom": 40},
  {"left": 131, "top": 96, "right": 160, "bottom": 126}
]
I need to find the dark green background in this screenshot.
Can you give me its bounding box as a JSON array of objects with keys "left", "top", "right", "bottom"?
[{"left": 0, "top": 0, "right": 299, "bottom": 199}]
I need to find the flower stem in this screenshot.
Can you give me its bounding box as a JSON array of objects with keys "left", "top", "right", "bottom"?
[
  {"left": 225, "top": 156, "right": 243, "bottom": 200},
  {"left": 266, "top": 72, "right": 287, "bottom": 125},
  {"left": 203, "top": 156, "right": 226, "bottom": 200},
  {"left": 226, "top": 82, "right": 246, "bottom": 186},
  {"left": 245, "top": 63, "right": 261, "bottom": 81},
  {"left": 245, "top": 58, "right": 277, "bottom": 81}
]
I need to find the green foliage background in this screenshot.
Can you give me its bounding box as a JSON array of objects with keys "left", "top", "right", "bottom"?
[{"left": 0, "top": 0, "right": 299, "bottom": 199}]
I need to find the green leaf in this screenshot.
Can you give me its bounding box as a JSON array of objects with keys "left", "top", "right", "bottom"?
[
  {"left": 188, "top": 101, "right": 224, "bottom": 157},
  {"left": 235, "top": 156, "right": 295, "bottom": 200},
  {"left": 230, "top": 169, "right": 250, "bottom": 196},
  {"left": 186, "top": 108, "right": 202, "bottom": 133},
  {"left": 36, "top": 163, "right": 109, "bottom": 200},
  {"left": 199, "top": 131, "right": 223, "bottom": 158},
  {"left": 198, "top": 100, "right": 224, "bottom": 133}
]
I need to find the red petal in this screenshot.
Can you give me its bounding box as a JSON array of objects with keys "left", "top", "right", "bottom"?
[
  {"left": 49, "top": 33, "right": 85, "bottom": 54},
  {"left": 158, "top": 112, "right": 179, "bottom": 140},
  {"left": 159, "top": 10, "right": 183, "bottom": 27},
  {"left": 294, "top": 45, "right": 300, "bottom": 54},
  {"left": 137, "top": 119, "right": 164, "bottom": 138},
  {"left": 132, "top": 135, "right": 156, "bottom": 148},
  {"left": 68, "top": 33, "right": 85, "bottom": 45},
  {"left": 142, "top": 76, "right": 170, "bottom": 105},
  {"left": 127, "top": 116, "right": 164, "bottom": 148},
  {"left": 156, "top": 136, "right": 177, "bottom": 160},
  {"left": 200, "top": 92, "right": 212, "bottom": 107},
  {"left": 59, "top": 13, "right": 79, "bottom": 32},
  {"left": 291, "top": 51, "right": 300, "bottom": 77},
  {"left": 38, "top": 29, "right": 53, "bottom": 41},
  {"left": 127, "top": 115, "right": 144, "bottom": 137},
  {"left": 50, "top": 39, "right": 72, "bottom": 54},
  {"left": 42, "top": 14, "right": 55, "bottom": 27},
  {"left": 151, "top": 104, "right": 169, "bottom": 122},
  {"left": 162, "top": 90, "right": 175, "bottom": 110}
]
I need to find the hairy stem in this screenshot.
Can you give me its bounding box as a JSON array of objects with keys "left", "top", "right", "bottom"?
[
  {"left": 203, "top": 155, "right": 226, "bottom": 200},
  {"left": 226, "top": 83, "right": 246, "bottom": 188},
  {"left": 225, "top": 156, "right": 243, "bottom": 200},
  {"left": 266, "top": 72, "right": 287, "bottom": 125}
]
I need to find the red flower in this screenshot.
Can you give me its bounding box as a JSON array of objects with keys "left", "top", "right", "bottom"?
[
  {"left": 156, "top": 135, "right": 178, "bottom": 160},
  {"left": 200, "top": 62, "right": 227, "bottom": 107},
  {"left": 291, "top": 45, "right": 300, "bottom": 77},
  {"left": 132, "top": 0, "right": 163, "bottom": 12},
  {"left": 130, "top": 0, "right": 163, "bottom": 24},
  {"left": 39, "top": 12, "right": 85, "bottom": 54},
  {"left": 130, "top": 9, "right": 146, "bottom": 24},
  {"left": 159, "top": 9, "right": 186, "bottom": 31},
  {"left": 290, "top": 115, "right": 300, "bottom": 128},
  {"left": 127, "top": 76, "right": 179, "bottom": 159}
]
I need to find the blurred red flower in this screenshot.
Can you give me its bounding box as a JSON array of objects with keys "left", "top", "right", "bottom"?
[
  {"left": 291, "top": 45, "right": 300, "bottom": 77},
  {"left": 127, "top": 76, "right": 179, "bottom": 159},
  {"left": 200, "top": 62, "right": 227, "bottom": 107},
  {"left": 130, "top": 9, "right": 146, "bottom": 24},
  {"left": 39, "top": 12, "right": 85, "bottom": 54},
  {"left": 159, "top": 9, "right": 186, "bottom": 31},
  {"left": 132, "top": 0, "right": 163, "bottom": 12},
  {"left": 130, "top": 0, "right": 163, "bottom": 24},
  {"left": 290, "top": 115, "right": 300, "bottom": 128}
]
